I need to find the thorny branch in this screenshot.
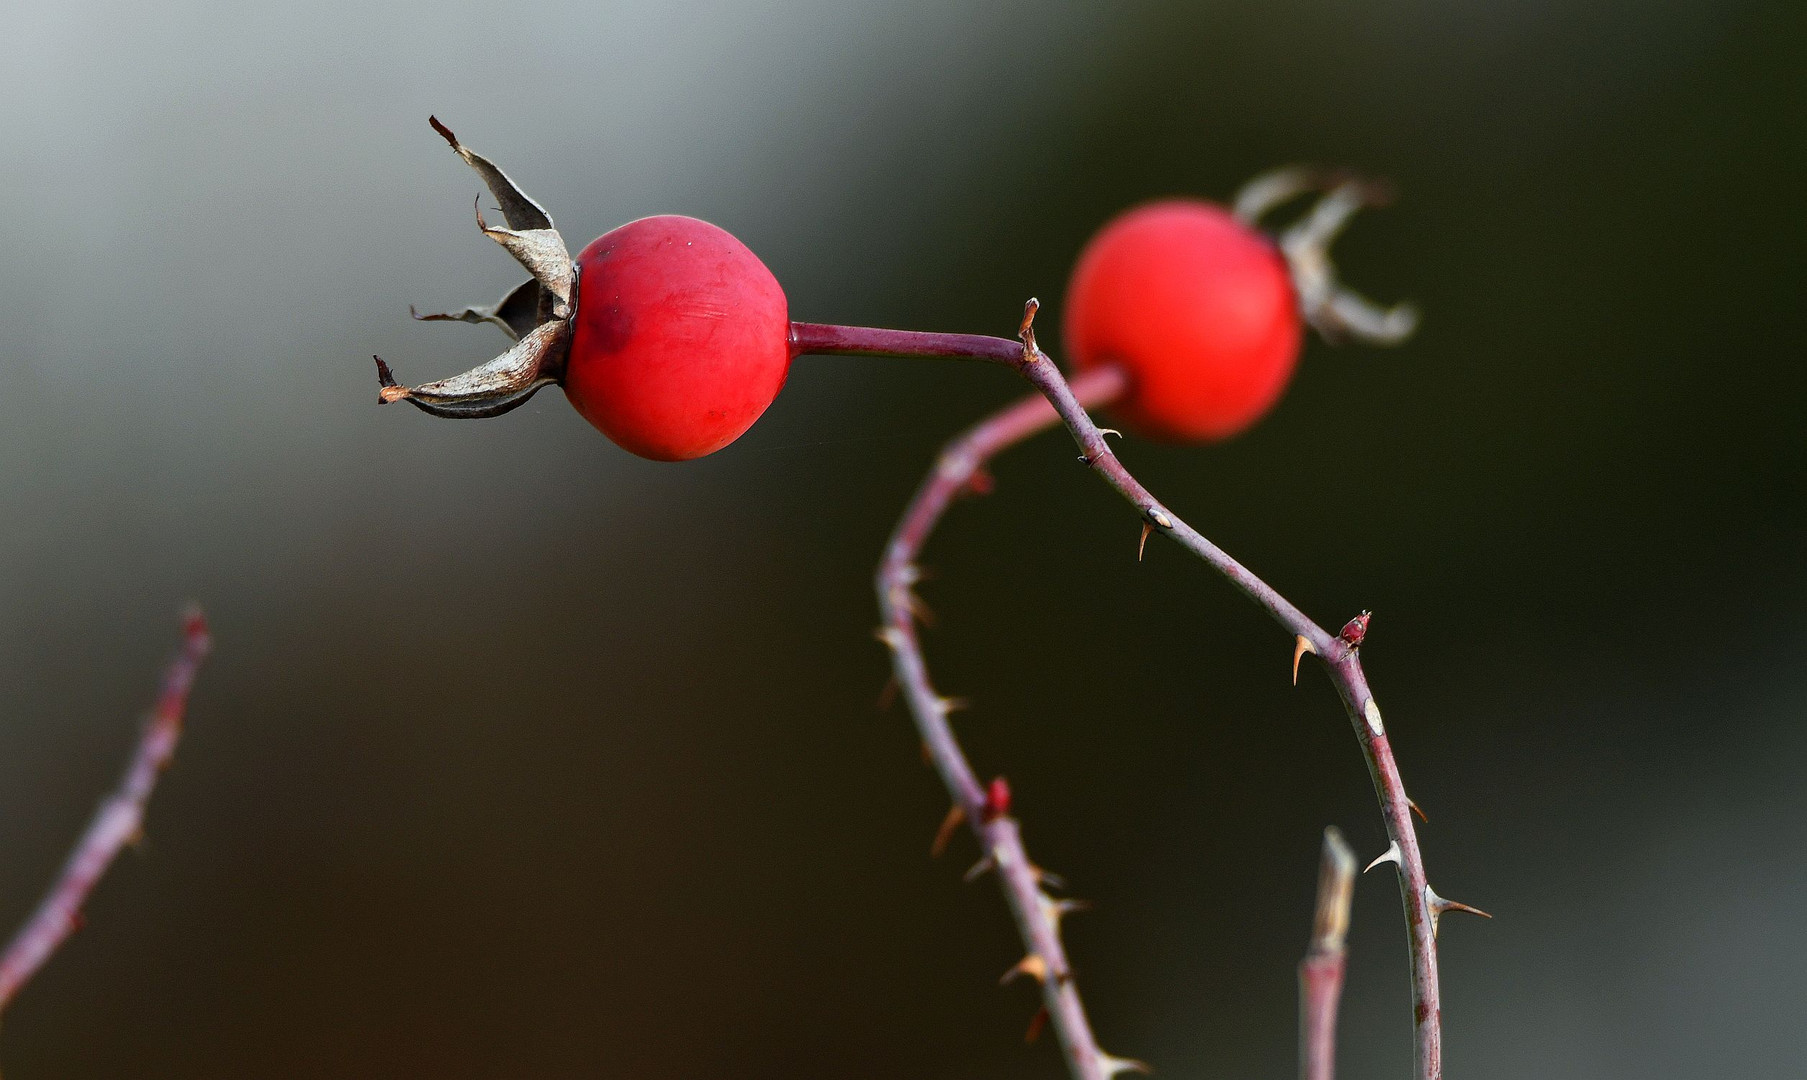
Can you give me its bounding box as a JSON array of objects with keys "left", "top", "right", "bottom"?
[
  {"left": 0, "top": 610, "right": 212, "bottom": 1012},
  {"left": 798, "top": 301, "right": 1485, "bottom": 1080},
  {"left": 875, "top": 365, "right": 1132, "bottom": 1080}
]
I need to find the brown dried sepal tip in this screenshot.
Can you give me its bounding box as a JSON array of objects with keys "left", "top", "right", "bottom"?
[{"left": 374, "top": 117, "right": 578, "bottom": 420}]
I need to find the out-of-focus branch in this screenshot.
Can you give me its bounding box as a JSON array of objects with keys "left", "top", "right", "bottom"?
[
  {"left": 798, "top": 305, "right": 1484, "bottom": 1080},
  {"left": 0, "top": 610, "right": 212, "bottom": 1011},
  {"left": 1300, "top": 828, "right": 1356, "bottom": 1080},
  {"left": 875, "top": 365, "right": 1136, "bottom": 1080}
]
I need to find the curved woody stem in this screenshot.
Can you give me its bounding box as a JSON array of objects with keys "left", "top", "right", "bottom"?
[
  {"left": 874, "top": 363, "right": 1133, "bottom": 1080},
  {"left": 0, "top": 611, "right": 212, "bottom": 1012},
  {"left": 795, "top": 307, "right": 1473, "bottom": 1080}
]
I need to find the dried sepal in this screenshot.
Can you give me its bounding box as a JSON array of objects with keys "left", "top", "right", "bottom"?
[
  {"left": 376, "top": 319, "right": 569, "bottom": 418},
  {"left": 382, "top": 118, "right": 578, "bottom": 420},
  {"left": 411, "top": 278, "right": 542, "bottom": 342},
  {"left": 1234, "top": 166, "right": 1419, "bottom": 348}
]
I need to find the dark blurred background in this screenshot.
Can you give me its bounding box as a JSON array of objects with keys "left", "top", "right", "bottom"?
[{"left": 0, "top": 1, "right": 1802, "bottom": 1076}]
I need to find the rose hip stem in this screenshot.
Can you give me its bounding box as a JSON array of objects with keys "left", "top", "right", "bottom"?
[
  {"left": 0, "top": 610, "right": 212, "bottom": 1011},
  {"left": 794, "top": 306, "right": 1463, "bottom": 1080},
  {"left": 1301, "top": 828, "right": 1357, "bottom": 1080}
]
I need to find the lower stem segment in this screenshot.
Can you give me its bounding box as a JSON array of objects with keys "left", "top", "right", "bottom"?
[
  {"left": 797, "top": 315, "right": 1445, "bottom": 1080},
  {"left": 877, "top": 365, "right": 1129, "bottom": 1080}
]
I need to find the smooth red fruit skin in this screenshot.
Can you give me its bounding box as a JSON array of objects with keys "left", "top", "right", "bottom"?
[
  {"left": 1062, "top": 200, "right": 1301, "bottom": 443},
  {"left": 566, "top": 216, "right": 790, "bottom": 461}
]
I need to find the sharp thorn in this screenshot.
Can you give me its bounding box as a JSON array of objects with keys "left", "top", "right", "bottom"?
[
  {"left": 1099, "top": 1052, "right": 1153, "bottom": 1077},
  {"left": 935, "top": 696, "right": 970, "bottom": 716},
  {"left": 1138, "top": 521, "right": 1152, "bottom": 562},
  {"left": 1363, "top": 840, "right": 1402, "bottom": 874},
  {"left": 1426, "top": 884, "right": 1492, "bottom": 937},
  {"left": 1024, "top": 1006, "right": 1049, "bottom": 1045},
  {"left": 963, "top": 855, "right": 996, "bottom": 883},
  {"left": 931, "top": 804, "right": 966, "bottom": 858},
  {"left": 874, "top": 626, "right": 905, "bottom": 650},
  {"left": 1032, "top": 865, "right": 1066, "bottom": 890},
  {"left": 1408, "top": 796, "right": 1428, "bottom": 823},
  {"left": 1292, "top": 635, "right": 1317, "bottom": 685},
  {"left": 1000, "top": 953, "right": 1049, "bottom": 986},
  {"left": 1099, "top": 428, "right": 1123, "bottom": 440}
]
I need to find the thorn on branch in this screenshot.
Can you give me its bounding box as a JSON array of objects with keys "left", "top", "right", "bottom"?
[
  {"left": 931, "top": 804, "right": 966, "bottom": 858},
  {"left": 1001, "top": 953, "right": 1050, "bottom": 985},
  {"left": 1098, "top": 1052, "right": 1153, "bottom": 1077},
  {"left": 963, "top": 855, "right": 996, "bottom": 883},
  {"left": 1363, "top": 840, "right": 1402, "bottom": 875},
  {"left": 1018, "top": 298, "right": 1041, "bottom": 358},
  {"left": 1138, "top": 521, "right": 1153, "bottom": 562},
  {"left": 1426, "top": 885, "right": 1492, "bottom": 938},
  {"left": 1408, "top": 796, "right": 1428, "bottom": 824},
  {"left": 1292, "top": 635, "right": 1317, "bottom": 685},
  {"left": 1025, "top": 1006, "right": 1050, "bottom": 1044}
]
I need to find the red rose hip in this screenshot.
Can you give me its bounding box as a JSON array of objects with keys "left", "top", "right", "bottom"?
[
  {"left": 374, "top": 119, "right": 791, "bottom": 461},
  {"left": 1063, "top": 200, "right": 1301, "bottom": 443},
  {"left": 565, "top": 217, "right": 790, "bottom": 461},
  {"left": 1061, "top": 170, "right": 1418, "bottom": 444}
]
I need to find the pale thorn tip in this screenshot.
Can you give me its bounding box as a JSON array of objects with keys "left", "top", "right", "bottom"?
[
  {"left": 1099, "top": 428, "right": 1123, "bottom": 440},
  {"left": 1292, "top": 635, "right": 1317, "bottom": 685},
  {"left": 1363, "top": 840, "right": 1402, "bottom": 874},
  {"left": 934, "top": 695, "right": 970, "bottom": 716},
  {"left": 1137, "top": 521, "right": 1153, "bottom": 561},
  {"left": 1099, "top": 1052, "right": 1153, "bottom": 1077},
  {"left": 1407, "top": 796, "right": 1429, "bottom": 823},
  {"left": 963, "top": 855, "right": 996, "bottom": 883},
  {"left": 1000, "top": 953, "right": 1049, "bottom": 986},
  {"left": 931, "top": 804, "right": 967, "bottom": 858},
  {"left": 874, "top": 626, "right": 905, "bottom": 650},
  {"left": 1041, "top": 892, "right": 1091, "bottom": 928}
]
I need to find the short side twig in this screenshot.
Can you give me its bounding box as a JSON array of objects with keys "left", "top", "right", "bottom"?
[
  {"left": 796, "top": 308, "right": 1463, "bottom": 1080},
  {"left": 1300, "top": 828, "right": 1356, "bottom": 1080},
  {"left": 0, "top": 609, "right": 213, "bottom": 1011},
  {"left": 876, "top": 365, "right": 1133, "bottom": 1080}
]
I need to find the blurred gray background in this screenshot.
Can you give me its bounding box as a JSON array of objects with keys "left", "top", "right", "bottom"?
[{"left": 0, "top": 0, "right": 1802, "bottom": 1076}]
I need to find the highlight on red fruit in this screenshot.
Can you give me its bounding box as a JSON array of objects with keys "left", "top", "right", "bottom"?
[
  {"left": 1062, "top": 200, "right": 1302, "bottom": 444},
  {"left": 565, "top": 216, "right": 791, "bottom": 461}
]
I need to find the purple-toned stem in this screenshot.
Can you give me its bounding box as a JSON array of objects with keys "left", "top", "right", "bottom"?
[
  {"left": 795, "top": 313, "right": 1447, "bottom": 1080},
  {"left": 0, "top": 610, "right": 212, "bottom": 1011},
  {"left": 1300, "top": 828, "right": 1356, "bottom": 1080},
  {"left": 874, "top": 362, "right": 1130, "bottom": 1080}
]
